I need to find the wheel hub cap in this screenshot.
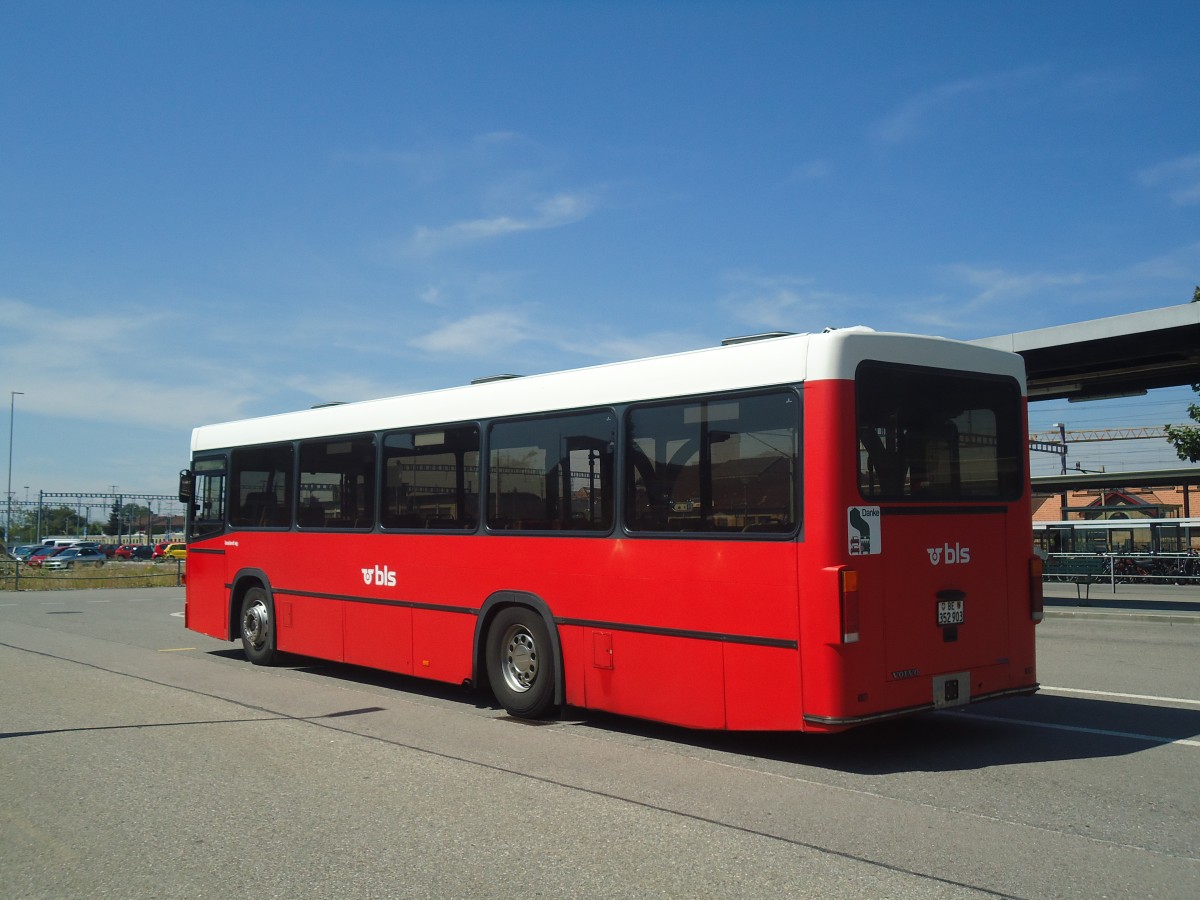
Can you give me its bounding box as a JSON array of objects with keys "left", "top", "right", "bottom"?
[{"left": 502, "top": 628, "right": 538, "bottom": 693}]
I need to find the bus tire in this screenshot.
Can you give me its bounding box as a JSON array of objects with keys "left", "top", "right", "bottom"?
[
  {"left": 239, "top": 586, "right": 278, "bottom": 666},
  {"left": 486, "top": 607, "right": 557, "bottom": 718}
]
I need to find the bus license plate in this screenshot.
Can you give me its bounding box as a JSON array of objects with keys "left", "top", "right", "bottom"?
[{"left": 937, "top": 599, "right": 965, "bottom": 626}]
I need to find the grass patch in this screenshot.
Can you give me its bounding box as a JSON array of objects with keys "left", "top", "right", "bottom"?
[{"left": 0, "top": 561, "right": 184, "bottom": 591}]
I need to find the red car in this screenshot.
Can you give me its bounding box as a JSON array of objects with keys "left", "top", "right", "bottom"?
[
  {"left": 115, "top": 544, "right": 153, "bottom": 560},
  {"left": 25, "top": 546, "right": 65, "bottom": 567},
  {"left": 152, "top": 542, "right": 169, "bottom": 559}
]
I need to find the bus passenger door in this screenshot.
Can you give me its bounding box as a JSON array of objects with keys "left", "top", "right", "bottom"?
[
  {"left": 185, "top": 545, "right": 230, "bottom": 639},
  {"left": 182, "top": 460, "right": 232, "bottom": 640}
]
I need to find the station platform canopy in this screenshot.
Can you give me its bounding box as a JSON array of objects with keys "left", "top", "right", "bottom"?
[
  {"left": 972, "top": 302, "right": 1200, "bottom": 402},
  {"left": 1032, "top": 467, "right": 1200, "bottom": 494}
]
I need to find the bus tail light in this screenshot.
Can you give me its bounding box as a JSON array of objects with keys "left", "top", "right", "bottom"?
[
  {"left": 1029, "top": 556, "right": 1044, "bottom": 623},
  {"left": 840, "top": 569, "right": 860, "bottom": 643}
]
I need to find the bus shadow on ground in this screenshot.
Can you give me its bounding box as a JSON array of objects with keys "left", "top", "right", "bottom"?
[
  {"left": 210, "top": 648, "right": 1197, "bottom": 774},
  {"left": 579, "top": 693, "right": 1200, "bottom": 774},
  {"left": 209, "top": 648, "right": 501, "bottom": 711}
]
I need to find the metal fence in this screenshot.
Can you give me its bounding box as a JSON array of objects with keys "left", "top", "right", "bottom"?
[
  {"left": 0, "top": 559, "right": 184, "bottom": 591},
  {"left": 1044, "top": 552, "right": 1200, "bottom": 589}
]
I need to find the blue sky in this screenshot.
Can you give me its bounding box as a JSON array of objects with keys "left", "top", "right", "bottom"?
[{"left": 2, "top": 0, "right": 1199, "bottom": 517}]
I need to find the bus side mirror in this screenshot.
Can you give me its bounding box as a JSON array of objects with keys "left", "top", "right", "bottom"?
[{"left": 178, "top": 470, "right": 194, "bottom": 504}]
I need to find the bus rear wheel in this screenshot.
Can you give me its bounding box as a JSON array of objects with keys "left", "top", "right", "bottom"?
[
  {"left": 239, "top": 587, "right": 278, "bottom": 666},
  {"left": 486, "top": 607, "right": 556, "bottom": 719}
]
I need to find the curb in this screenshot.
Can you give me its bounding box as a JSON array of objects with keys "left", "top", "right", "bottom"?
[{"left": 1044, "top": 608, "right": 1200, "bottom": 625}]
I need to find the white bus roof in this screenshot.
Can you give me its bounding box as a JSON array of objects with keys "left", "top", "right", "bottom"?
[{"left": 191, "top": 329, "right": 1026, "bottom": 453}]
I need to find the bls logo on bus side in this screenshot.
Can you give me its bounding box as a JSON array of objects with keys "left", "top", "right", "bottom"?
[
  {"left": 927, "top": 542, "right": 971, "bottom": 566},
  {"left": 361, "top": 564, "right": 397, "bottom": 586}
]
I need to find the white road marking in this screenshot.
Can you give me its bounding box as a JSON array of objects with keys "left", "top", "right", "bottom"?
[
  {"left": 1041, "top": 685, "right": 1200, "bottom": 708},
  {"left": 952, "top": 711, "right": 1200, "bottom": 748}
]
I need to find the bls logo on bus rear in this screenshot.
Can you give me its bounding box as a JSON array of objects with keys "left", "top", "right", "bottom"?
[
  {"left": 927, "top": 543, "right": 971, "bottom": 565},
  {"left": 361, "top": 565, "right": 397, "bottom": 586}
]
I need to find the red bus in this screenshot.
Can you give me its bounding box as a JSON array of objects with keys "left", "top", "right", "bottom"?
[{"left": 179, "top": 329, "right": 1041, "bottom": 732}]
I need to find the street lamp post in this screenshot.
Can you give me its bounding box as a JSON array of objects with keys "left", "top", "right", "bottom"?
[{"left": 6, "top": 391, "right": 23, "bottom": 544}]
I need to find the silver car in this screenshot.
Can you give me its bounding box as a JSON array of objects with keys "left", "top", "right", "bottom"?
[{"left": 42, "top": 547, "right": 107, "bottom": 570}]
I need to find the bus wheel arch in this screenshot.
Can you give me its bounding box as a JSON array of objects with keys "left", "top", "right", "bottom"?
[{"left": 476, "top": 591, "right": 563, "bottom": 718}]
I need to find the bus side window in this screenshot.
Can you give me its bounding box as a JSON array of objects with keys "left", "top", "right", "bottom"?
[
  {"left": 487, "top": 411, "right": 614, "bottom": 533},
  {"left": 229, "top": 444, "right": 293, "bottom": 529},
  {"left": 626, "top": 391, "right": 799, "bottom": 535},
  {"left": 381, "top": 425, "right": 480, "bottom": 531},
  {"left": 298, "top": 435, "right": 376, "bottom": 530}
]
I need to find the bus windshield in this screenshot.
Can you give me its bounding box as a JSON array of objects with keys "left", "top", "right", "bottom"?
[{"left": 856, "top": 361, "right": 1023, "bottom": 502}]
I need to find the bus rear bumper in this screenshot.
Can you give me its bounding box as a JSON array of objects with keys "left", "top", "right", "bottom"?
[{"left": 802, "top": 682, "right": 1040, "bottom": 731}]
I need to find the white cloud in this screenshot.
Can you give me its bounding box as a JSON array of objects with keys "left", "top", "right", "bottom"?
[
  {"left": 419, "top": 285, "right": 444, "bottom": 306},
  {"left": 911, "top": 245, "right": 1200, "bottom": 333},
  {"left": 556, "top": 330, "right": 710, "bottom": 364},
  {"left": 403, "top": 192, "right": 595, "bottom": 257},
  {"left": 0, "top": 296, "right": 260, "bottom": 430},
  {"left": 940, "top": 265, "right": 1090, "bottom": 307},
  {"left": 1124, "top": 240, "right": 1200, "bottom": 280},
  {"left": 409, "top": 310, "right": 537, "bottom": 356},
  {"left": 408, "top": 310, "right": 706, "bottom": 372},
  {"left": 1137, "top": 153, "right": 1200, "bottom": 206},
  {"left": 782, "top": 160, "right": 831, "bottom": 185},
  {"left": 894, "top": 264, "right": 1091, "bottom": 333},
  {"left": 281, "top": 372, "right": 405, "bottom": 406},
  {"left": 871, "top": 67, "right": 1046, "bottom": 144},
  {"left": 718, "top": 272, "right": 859, "bottom": 332}
]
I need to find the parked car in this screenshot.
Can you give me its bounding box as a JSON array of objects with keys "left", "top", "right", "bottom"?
[
  {"left": 43, "top": 547, "right": 107, "bottom": 570},
  {"left": 25, "top": 546, "right": 66, "bottom": 567},
  {"left": 161, "top": 542, "right": 187, "bottom": 560},
  {"left": 10, "top": 544, "right": 40, "bottom": 562},
  {"left": 152, "top": 542, "right": 170, "bottom": 559}
]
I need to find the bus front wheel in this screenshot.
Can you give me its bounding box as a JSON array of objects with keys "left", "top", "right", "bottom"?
[
  {"left": 239, "top": 587, "right": 278, "bottom": 666},
  {"left": 486, "top": 607, "right": 556, "bottom": 719}
]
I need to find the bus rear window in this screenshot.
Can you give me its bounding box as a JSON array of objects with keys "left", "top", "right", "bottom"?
[{"left": 856, "top": 362, "right": 1022, "bottom": 502}]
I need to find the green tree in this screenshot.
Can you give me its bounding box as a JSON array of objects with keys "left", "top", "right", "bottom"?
[
  {"left": 39, "top": 506, "right": 90, "bottom": 537},
  {"left": 106, "top": 503, "right": 151, "bottom": 540},
  {"left": 106, "top": 498, "right": 121, "bottom": 536},
  {"left": 1165, "top": 383, "right": 1200, "bottom": 463},
  {"left": 6, "top": 508, "right": 39, "bottom": 543}
]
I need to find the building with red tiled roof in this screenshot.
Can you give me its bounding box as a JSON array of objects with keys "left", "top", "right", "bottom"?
[{"left": 1032, "top": 485, "right": 1194, "bottom": 522}]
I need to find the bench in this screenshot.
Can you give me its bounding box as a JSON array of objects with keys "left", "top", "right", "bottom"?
[{"left": 1043, "top": 556, "right": 1109, "bottom": 602}]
